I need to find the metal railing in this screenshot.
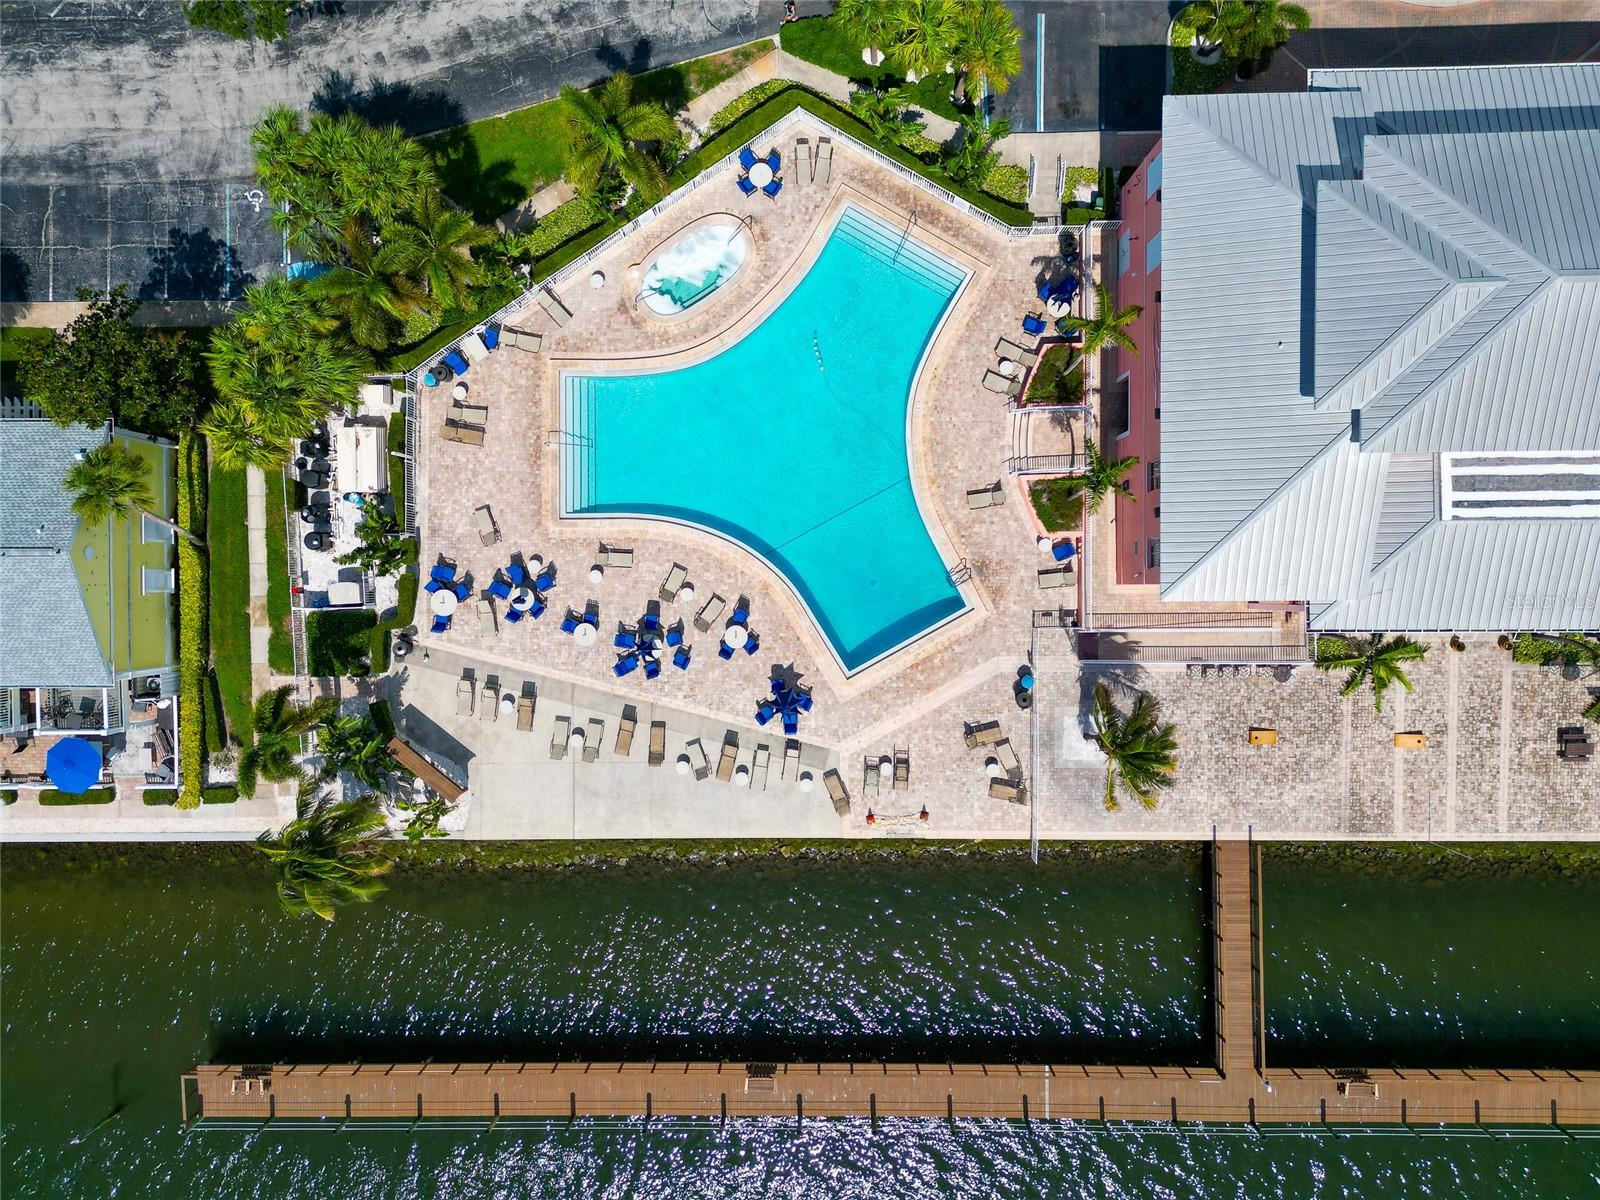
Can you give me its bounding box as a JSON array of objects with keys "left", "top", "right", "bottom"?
[
  {"left": 1090, "top": 611, "right": 1278, "bottom": 631},
  {"left": 1081, "top": 643, "right": 1309, "bottom": 664},
  {"left": 1032, "top": 607, "right": 1078, "bottom": 628},
  {"left": 1006, "top": 452, "right": 1085, "bottom": 476},
  {"left": 282, "top": 465, "right": 308, "bottom": 678}
]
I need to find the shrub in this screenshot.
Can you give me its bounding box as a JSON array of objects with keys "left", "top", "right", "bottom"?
[
  {"left": 307, "top": 609, "right": 379, "bottom": 677},
  {"left": 40, "top": 788, "right": 116, "bottom": 806},
  {"left": 1030, "top": 477, "right": 1086, "bottom": 533},
  {"left": 506, "top": 197, "right": 608, "bottom": 262},
  {"left": 176, "top": 433, "right": 208, "bottom": 809},
  {"left": 1170, "top": 3, "right": 1238, "bottom": 96},
  {"left": 369, "top": 698, "right": 397, "bottom": 742},
  {"left": 707, "top": 79, "right": 791, "bottom": 133},
  {"left": 144, "top": 789, "right": 178, "bottom": 806},
  {"left": 370, "top": 572, "right": 419, "bottom": 673},
  {"left": 1511, "top": 633, "right": 1600, "bottom": 667},
  {"left": 203, "top": 786, "right": 240, "bottom": 805},
  {"left": 983, "top": 164, "right": 1028, "bottom": 204},
  {"left": 264, "top": 468, "right": 294, "bottom": 674}
]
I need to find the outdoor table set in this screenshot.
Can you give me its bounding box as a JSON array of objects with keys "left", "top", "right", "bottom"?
[
  {"left": 424, "top": 560, "right": 472, "bottom": 632},
  {"left": 717, "top": 597, "right": 759, "bottom": 660},
  {"left": 736, "top": 146, "right": 783, "bottom": 199},
  {"left": 613, "top": 607, "right": 691, "bottom": 678},
  {"left": 486, "top": 556, "right": 555, "bottom": 625},
  {"left": 755, "top": 673, "right": 814, "bottom": 736}
]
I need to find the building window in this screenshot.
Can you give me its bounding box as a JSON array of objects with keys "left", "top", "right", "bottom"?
[
  {"left": 1118, "top": 230, "right": 1131, "bottom": 276},
  {"left": 1146, "top": 152, "right": 1163, "bottom": 197},
  {"left": 1145, "top": 232, "right": 1162, "bottom": 274},
  {"left": 1148, "top": 460, "right": 1160, "bottom": 491},
  {"left": 1147, "top": 538, "right": 1160, "bottom": 569}
]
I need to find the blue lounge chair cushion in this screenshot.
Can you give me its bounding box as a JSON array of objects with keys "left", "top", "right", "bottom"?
[
  {"left": 763, "top": 179, "right": 782, "bottom": 199},
  {"left": 481, "top": 326, "right": 499, "bottom": 350},
  {"left": 613, "top": 654, "right": 639, "bottom": 677},
  {"left": 766, "top": 149, "right": 780, "bottom": 171},
  {"left": 560, "top": 615, "right": 579, "bottom": 634},
  {"left": 1052, "top": 540, "right": 1076, "bottom": 562},
  {"left": 534, "top": 571, "right": 556, "bottom": 592},
  {"left": 737, "top": 175, "right": 757, "bottom": 196},
  {"left": 430, "top": 615, "right": 450, "bottom": 634},
  {"left": 615, "top": 630, "right": 637, "bottom": 649},
  {"left": 770, "top": 677, "right": 785, "bottom": 694},
  {"left": 505, "top": 606, "right": 524, "bottom": 624},
  {"left": 731, "top": 604, "right": 749, "bottom": 625},
  {"left": 506, "top": 563, "right": 526, "bottom": 585},
  {"left": 443, "top": 350, "right": 469, "bottom": 374},
  {"left": 431, "top": 564, "right": 456, "bottom": 583},
  {"left": 452, "top": 583, "right": 470, "bottom": 601},
  {"left": 1022, "top": 315, "right": 1046, "bottom": 336},
  {"left": 718, "top": 642, "right": 735, "bottom": 660},
  {"left": 643, "top": 657, "right": 661, "bottom": 680},
  {"left": 529, "top": 600, "right": 546, "bottom": 619},
  {"left": 755, "top": 707, "right": 773, "bottom": 727},
  {"left": 673, "top": 647, "right": 691, "bottom": 669},
  {"left": 666, "top": 627, "right": 683, "bottom": 647},
  {"left": 425, "top": 579, "right": 444, "bottom": 594},
  {"left": 743, "top": 633, "right": 759, "bottom": 655},
  {"left": 738, "top": 146, "right": 757, "bottom": 170},
  {"left": 488, "top": 578, "right": 512, "bottom": 600},
  {"left": 783, "top": 714, "right": 799, "bottom": 736}
]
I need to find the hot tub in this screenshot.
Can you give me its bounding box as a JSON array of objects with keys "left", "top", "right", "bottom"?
[{"left": 639, "top": 222, "right": 749, "bottom": 316}]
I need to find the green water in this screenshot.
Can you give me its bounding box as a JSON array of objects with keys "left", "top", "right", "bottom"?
[{"left": 2, "top": 845, "right": 1598, "bottom": 1198}]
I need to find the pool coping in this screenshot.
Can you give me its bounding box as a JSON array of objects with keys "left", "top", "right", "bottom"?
[{"left": 543, "top": 178, "right": 996, "bottom": 694}]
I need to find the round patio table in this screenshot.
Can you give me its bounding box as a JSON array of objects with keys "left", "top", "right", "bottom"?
[
  {"left": 510, "top": 587, "right": 534, "bottom": 611},
  {"left": 588, "top": 565, "right": 604, "bottom": 584},
  {"left": 1046, "top": 297, "right": 1069, "bottom": 318},
  {"left": 798, "top": 772, "right": 814, "bottom": 792},
  {"left": 748, "top": 162, "right": 773, "bottom": 188},
  {"left": 452, "top": 381, "right": 469, "bottom": 401},
  {"left": 590, "top": 270, "right": 606, "bottom": 289},
  {"left": 722, "top": 623, "right": 747, "bottom": 650},
  {"left": 735, "top": 764, "right": 750, "bottom": 786},
  {"left": 675, "top": 756, "right": 691, "bottom": 775},
  {"left": 678, "top": 583, "right": 696, "bottom": 606},
  {"left": 985, "top": 757, "right": 1003, "bottom": 778},
  {"left": 499, "top": 694, "right": 515, "bottom": 716},
  {"left": 997, "top": 357, "right": 1016, "bottom": 377},
  {"left": 878, "top": 758, "right": 893, "bottom": 779},
  {"left": 574, "top": 622, "right": 596, "bottom": 645},
  {"left": 569, "top": 729, "right": 586, "bottom": 751},
  {"left": 431, "top": 590, "right": 458, "bottom": 617}
]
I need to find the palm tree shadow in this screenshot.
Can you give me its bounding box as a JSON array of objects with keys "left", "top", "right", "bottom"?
[{"left": 311, "top": 71, "right": 466, "bottom": 138}]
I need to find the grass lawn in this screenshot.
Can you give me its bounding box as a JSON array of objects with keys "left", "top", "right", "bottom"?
[
  {"left": 306, "top": 609, "right": 377, "bottom": 677},
  {"left": 779, "top": 16, "right": 968, "bottom": 120},
  {"left": 1026, "top": 345, "right": 1084, "bottom": 405},
  {"left": 207, "top": 463, "right": 254, "bottom": 745},
  {"left": 1030, "top": 477, "right": 1087, "bottom": 533},
  {"left": 264, "top": 468, "right": 293, "bottom": 673}
]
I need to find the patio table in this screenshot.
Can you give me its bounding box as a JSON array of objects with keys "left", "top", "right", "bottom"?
[
  {"left": 431, "top": 590, "right": 459, "bottom": 617},
  {"left": 499, "top": 694, "right": 516, "bottom": 717},
  {"left": 722, "top": 623, "right": 747, "bottom": 649},
  {"left": 748, "top": 162, "right": 773, "bottom": 188},
  {"left": 997, "top": 357, "right": 1016, "bottom": 377},
  {"left": 510, "top": 587, "right": 534, "bottom": 612},
  {"left": 574, "top": 622, "right": 597, "bottom": 646}
]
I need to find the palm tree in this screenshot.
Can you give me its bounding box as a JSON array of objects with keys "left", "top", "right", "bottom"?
[
  {"left": 385, "top": 190, "right": 493, "bottom": 310},
  {"left": 1057, "top": 282, "right": 1142, "bottom": 368},
  {"left": 64, "top": 440, "right": 203, "bottom": 545},
  {"left": 886, "top": 0, "right": 959, "bottom": 80},
  {"left": 1081, "top": 437, "right": 1140, "bottom": 514},
  {"left": 560, "top": 73, "right": 677, "bottom": 205},
  {"left": 848, "top": 86, "right": 925, "bottom": 146},
  {"left": 944, "top": 112, "right": 1009, "bottom": 185},
  {"left": 1090, "top": 682, "right": 1178, "bottom": 811},
  {"left": 255, "top": 785, "right": 392, "bottom": 921},
  {"left": 1314, "top": 633, "right": 1427, "bottom": 712},
  {"left": 235, "top": 685, "right": 340, "bottom": 797},
  {"left": 948, "top": 0, "right": 1022, "bottom": 103},
  {"left": 832, "top": 0, "right": 904, "bottom": 68},
  {"left": 304, "top": 219, "right": 430, "bottom": 350},
  {"left": 1187, "top": 0, "right": 1254, "bottom": 58},
  {"left": 317, "top": 714, "right": 402, "bottom": 794},
  {"left": 1239, "top": 0, "right": 1312, "bottom": 64},
  {"left": 336, "top": 507, "right": 411, "bottom": 576}
]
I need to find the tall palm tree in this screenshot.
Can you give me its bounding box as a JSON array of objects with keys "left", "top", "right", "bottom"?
[
  {"left": 236, "top": 685, "right": 340, "bottom": 797},
  {"left": 848, "top": 86, "right": 924, "bottom": 146},
  {"left": 255, "top": 784, "right": 392, "bottom": 921},
  {"left": 1314, "top": 633, "right": 1427, "bottom": 712},
  {"left": 1187, "top": 0, "right": 1254, "bottom": 58},
  {"left": 560, "top": 73, "right": 677, "bottom": 205},
  {"left": 944, "top": 112, "right": 1009, "bottom": 185},
  {"left": 1090, "top": 682, "right": 1178, "bottom": 811},
  {"left": 886, "top": 0, "right": 959, "bottom": 80},
  {"left": 317, "top": 714, "right": 402, "bottom": 794},
  {"left": 1240, "top": 0, "right": 1312, "bottom": 63},
  {"left": 1057, "top": 282, "right": 1142, "bottom": 368},
  {"left": 949, "top": 0, "right": 1022, "bottom": 103},
  {"left": 64, "top": 440, "right": 203, "bottom": 545},
  {"left": 304, "top": 219, "right": 430, "bottom": 350},
  {"left": 832, "top": 0, "right": 904, "bottom": 68},
  {"left": 1081, "top": 437, "right": 1140, "bottom": 514},
  {"left": 201, "top": 401, "right": 288, "bottom": 472},
  {"left": 386, "top": 190, "right": 493, "bottom": 310},
  {"left": 336, "top": 507, "right": 411, "bottom": 576}
]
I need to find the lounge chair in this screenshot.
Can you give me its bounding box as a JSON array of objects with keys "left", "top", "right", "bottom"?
[
  {"left": 442, "top": 419, "right": 485, "bottom": 446},
  {"left": 715, "top": 737, "right": 738, "bottom": 782},
  {"left": 454, "top": 402, "right": 489, "bottom": 426},
  {"left": 1021, "top": 310, "right": 1047, "bottom": 337},
  {"left": 430, "top": 562, "right": 457, "bottom": 584},
  {"left": 673, "top": 646, "right": 691, "bottom": 670},
  {"left": 995, "top": 738, "right": 1022, "bottom": 779},
  {"left": 659, "top": 562, "right": 688, "bottom": 602},
  {"left": 480, "top": 326, "right": 499, "bottom": 350},
  {"left": 686, "top": 738, "right": 711, "bottom": 780},
  {"left": 756, "top": 701, "right": 775, "bottom": 726},
  {"left": 762, "top": 178, "right": 783, "bottom": 200},
  {"left": 893, "top": 748, "right": 909, "bottom": 788},
  {"left": 694, "top": 593, "right": 725, "bottom": 632},
  {"left": 475, "top": 505, "right": 500, "bottom": 546},
  {"left": 982, "top": 370, "right": 1023, "bottom": 397},
  {"left": 615, "top": 627, "right": 637, "bottom": 649},
  {"left": 751, "top": 744, "right": 770, "bottom": 790},
  {"left": 599, "top": 543, "right": 634, "bottom": 568},
  {"left": 995, "top": 337, "right": 1039, "bottom": 368},
  {"left": 430, "top": 614, "right": 451, "bottom": 634},
  {"left": 823, "top": 767, "right": 849, "bottom": 814},
  {"left": 461, "top": 331, "right": 490, "bottom": 363},
  {"left": 616, "top": 706, "right": 637, "bottom": 756},
  {"left": 443, "top": 350, "right": 469, "bottom": 375},
  {"left": 649, "top": 721, "right": 666, "bottom": 766},
  {"left": 795, "top": 136, "right": 811, "bottom": 183},
  {"left": 479, "top": 682, "right": 498, "bottom": 722},
  {"left": 964, "top": 720, "right": 1003, "bottom": 749},
  {"left": 966, "top": 482, "right": 1005, "bottom": 509},
  {"left": 456, "top": 677, "right": 473, "bottom": 717},
  {"left": 502, "top": 326, "right": 543, "bottom": 353},
  {"left": 989, "top": 777, "right": 1027, "bottom": 804},
  {"left": 534, "top": 566, "right": 556, "bottom": 592},
  {"left": 1038, "top": 564, "right": 1078, "bottom": 590},
  {"left": 613, "top": 653, "right": 639, "bottom": 677},
  {"left": 782, "top": 739, "right": 799, "bottom": 780},
  {"left": 551, "top": 715, "right": 571, "bottom": 760},
  {"left": 814, "top": 137, "right": 832, "bottom": 186},
  {"left": 538, "top": 287, "right": 572, "bottom": 327},
  {"left": 516, "top": 693, "right": 535, "bottom": 731},
  {"left": 782, "top": 711, "right": 798, "bottom": 737},
  {"left": 487, "top": 574, "right": 512, "bottom": 601},
  {"left": 583, "top": 719, "right": 603, "bottom": 763},
  {"left": 738, "top": 146, "right": 758, "bottom": 170},
  {"left": 737, "top": 174, "right": 757, "bottom": 196},
  {"left": 477, "top": 598, "right": 496, "bottom": 636},
  {"left": 864, "top": 757, "right": 881, "bottom": 797}
]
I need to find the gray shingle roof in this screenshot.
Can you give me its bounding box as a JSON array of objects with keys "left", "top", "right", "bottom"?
[
  {"left": 0, "top": 420, "right": 113, "bottom": 687},
  {"left": 1157, "top": 64, "right": 1600, "bottom": 631}
]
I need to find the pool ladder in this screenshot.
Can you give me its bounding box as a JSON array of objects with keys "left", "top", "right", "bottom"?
[{"left": 947, "top": 559, "right": 972, "bottom": 586}]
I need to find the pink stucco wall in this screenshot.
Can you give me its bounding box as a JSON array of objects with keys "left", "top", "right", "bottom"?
[{"left": 1112, "top": 142, "right": 1164, "bottom": 586}]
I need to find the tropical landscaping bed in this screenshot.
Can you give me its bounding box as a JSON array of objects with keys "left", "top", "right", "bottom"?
[
  {"left": 306, "top": 609, "right": 378, "bottom": 677},
  {"left": 1025, "top": 345, "right": 1084, "bottom": 406},
  {"left": 1029, "top": 477, "right": 1087, "bottom": 533},
  {"left": 264, "top": 467, "right": 293, "bottom": 673},
  {"left": 777, "top": 15, "right": 972, "bottom": 122}
]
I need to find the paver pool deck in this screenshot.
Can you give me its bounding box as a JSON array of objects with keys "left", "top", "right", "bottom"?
[{"left": 407, "top": 119, "right": 1600, "bottom": 844}]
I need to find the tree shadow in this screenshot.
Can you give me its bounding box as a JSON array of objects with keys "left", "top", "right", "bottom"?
[
  {"left": 426, "top": 126, "right": 530, "bottom": 225},
  {"left": 311, "top": 70, "right": 467, "bottom": 138},
  {"left": 594, "top": 35, "right": 655, "bottom": 82},
  {"left": 1, "top": 249, "right": 31, "bottom": 304},
  {"left": 140, "top": 227, "right": 255, "bottom": 301}
]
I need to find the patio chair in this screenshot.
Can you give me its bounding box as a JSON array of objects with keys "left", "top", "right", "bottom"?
[
  {"left": 425, "top": 579, "right": 445, "bottom": 594},
  {"left": 964, "top": 720, "right": 1002, "bottom": 749},
  {"left": 456, "top": 676, "right": 473, "bottom": 717},
  {"left": 551, "top": 715, "right": 571, "bottom": 760},
  {"left": 442, "top": 419, "right": 485, "bottom": 446},
  {"left": 430, "top": 561, "right": 458, "bottom": 584},
  {"left": 743, "top": 631, "right": 760, "bottom": 655},
  {"left": 582, "top": 604, "right": 599, "bottom": 627},
  {"left": 782, "top": 740, "right": 800, "bottom": 780},
  {"left": 643, "top": 655, "right": 662, "bottom": 680},
  {"left": 528, "top": 598, "right": 547, "bottom": 620},
  {"left": 731, "top": 597, "right": 750, "bottom": 625},
  {"left": 795, "top": 687, "right": 813, "bottom": 713},
  {"left": 475, "top": 505, "right": 500, "bottom": 546},
  {"left": 649, "top": 720, "right": 667, "bottom": 766},
  {"left": 534, "top": 566, "right": 557, "bottom": 592},
  {"left": 1053, "top": 540, "right": 1077, "bottom": 562},
  {"left": 983, "top": 370, "right": 1023, "bottom": 397},
  {"left": 756, "top": 701, "right": 776, "bottom": 726},
  {"left": 763, "top": 178, "right": 783, "bottom": 200},
  {"left": 673, "top": 645, "right": 691, "bottom": 670},
  {"left": 452, "top": 581, "right": 470, "bottom": 601},
  {"left": 783, "top": 711, "right": 798, "bottom": 737},
  {"left": 765, "top": 148, "right": 780, "bottom": 172},
  {"left": 505, "top": 605, "right": 525, "bottom": 625},
  {"left": 480, "top": 326, "right": 499, "bottom": 350},
  {"left": 893, "top": 748, "right": 909, "bottom": 788},
  {"left": 538, "top": 287, "right": 572, "bottom": 327},
  {"left": 737, "top": 174, "right": 757, "bottom": 196},
  {"left": 715, "top": 737, "right": 738, "bottom": 782},
  {"left": 995, "top": 337, "right": 1039, "bottom": 368},
  {"left": 614, "top": 653, "right": 639, "bottom": 677},
  {"left": 989, "top": 777, "right": 1027, "bottom": 804},
  {"left": 461, "top": 331, "right": 490, "bottom": 363},
  {"left": 966, "top": 482, "right": 1005, "bottom": 509},
  {"left": 738, "top": 146, "right": 758, "bottom": 170},
  {"left": 823, "top": 768, "right": 849, "bottom": 814},
  {"left": 659, "top": 562, "right": 688, "bottom": 602},
  {"left": 694, "top": 593, "right": 726, "bottom": 632},
  {"left": 752, "top": 744, "right": 770, "bottom": 790},
  {"left": 615, "top": 627, "right": 638, "bottom": 649},
  {"left": 795, "top": 136, "right": 811, "bottom": 183},
  {"left": 561, "top": 612, "right": 580, "bottom": 634},
  {"left": 487, "top": 573, "right": 512, "bottom": 601},
  {"left": 515, "top": 694, "right": 535, "bottom": 731},
  {"left": 430, "top": 614, "right": 451, "bottom": 634},
  {"left": 814, "top": 137, "right": 832, "bottom": 186},
  {"left": 599, "top": 543, "right": 634, "bottom": 568},
  {"left": 506, "top": 561, "right": 527, "bottom": 585},
  {"left": 443, "top": 350, "right": 470, "bottom": 375},
  {"left": 1022, "top": 310, "right": 1047, "bottom": 337},
  {"left": 995, "top": 738, "right": 1022, "bottom": 779},
  {"left": 583, "top": 719, "right": 603, "bottom": 763},
  {"left": 479, "top": 681, "right": 498, "bottom": 722},
  {"left": 864, "top": 757, "right": 881, "bottom": 797},
  {"left": 666, "top": 621, "right": 684, "bottom": 647},
  {"left": 477, "top": 599, "right": 497, "bottom": 636},
  {"left": 616, "top": 706, "right": 637, "bottom": 756},
  {"left": 501, "top": 326, "right": 543, "bottom": 353}
]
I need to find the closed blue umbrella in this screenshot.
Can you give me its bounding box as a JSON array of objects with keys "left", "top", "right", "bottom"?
[{"left": 46, "top": 737, "right": 102, "bottom": 794}]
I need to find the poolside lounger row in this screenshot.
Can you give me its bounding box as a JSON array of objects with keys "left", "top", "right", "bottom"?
[
  {"left": 475, "top": 504, "right": 500, "bottom": 546},
  {"left": 649, "top": 720, "right": 667, "bottom": 765},
  {"left": 715, "top": 735, "right": 738, "bottom": 782},
  {"left": 995, "top": 337, "right": 1040, "bottom": 369},
  {"left": 599, "top": 543, "right": 634, "bottom": 568},
  {"left": 616, "top": 706, "right": 637, "bottom": 756},
  {"left": 983, "top": 370, "right": 1022, "bottom": 398},
  {"left": 551, "top": 715, "right": 570, "bottom": 760},
  {"left": 686, "top": 738, "right": 711, "bottom": 780},
  {"left": 966, "top": 481, "right": 1005, "bottom": 509},
  {"left": 501, "top": 326, "right": 543, "bottom": 353},
  {"left": 1038, "top": 564, "right": 1077, "bottom": 590},
  {"left": 994, "top": 738, "right": 1022, "bottom": 780},
  {"left": 538, "top": 287, "right": 572, "bottom": 327},
  {"left": 815, "top": 137, "right": 832, "bottom": 187}
]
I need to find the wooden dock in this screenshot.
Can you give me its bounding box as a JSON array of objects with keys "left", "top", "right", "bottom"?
[{"left": 183, "top": 841, "right": 1600, "bottom": 1130}]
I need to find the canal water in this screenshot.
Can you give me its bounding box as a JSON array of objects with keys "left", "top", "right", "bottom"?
[{"left": 3, "top": 845, "right": 1597, "bottom": 1198}]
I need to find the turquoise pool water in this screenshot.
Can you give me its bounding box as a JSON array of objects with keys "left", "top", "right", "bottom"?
[{"left": 562, "top": 206, "right": 969, "bottom": 672}]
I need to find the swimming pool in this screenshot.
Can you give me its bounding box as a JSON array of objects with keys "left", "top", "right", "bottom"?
[{"left": 562, "top": 205, "right": 970, "bottom": 673}]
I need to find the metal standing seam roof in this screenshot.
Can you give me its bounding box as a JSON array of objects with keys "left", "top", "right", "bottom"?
[
  {"left": 0, "top": 420, "right": 114, "bottom": 687},
  {"left": 1156, "top": 64, "right": 1600, "bottom": 631}
]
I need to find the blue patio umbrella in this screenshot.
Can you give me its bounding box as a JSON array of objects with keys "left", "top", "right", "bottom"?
[{"left": 46, "top": 736, "right": 102, "bottom": 794}]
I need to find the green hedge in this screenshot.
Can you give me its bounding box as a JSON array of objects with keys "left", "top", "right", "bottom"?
[
  {"left": 143, "top": 789, "right": 178, "bottom": 806},
  {"left": 264, "top": 468, "right": 294, "bottom": 673},
  {"left": 508, "top": 196, "right": 607, "bottom": 261},
  {"left": 1511, "top": 633, "right": 1600, "bottom": 667},
  {"left": 202, "top": 785, "right": 239, "bottom": 805},
  {"left": 707, "top": 79, "right": 790, "bottom": 133},
  {"left": 307, "top": 608, "right": 378, "bottom": 677},
  {"left": 207, "top": 462, "right": 255, "bottom": 751},
  {"left": 39, "top": 788, "right": 116, "bottom": 806},
  {"left": 369, "top": 698, "right": 397, "bottom": 741},
  {"left": 176, "top": 433, "right": 208, "bottom": 808},
  {"left": 201, "top": 669, "right": 226, "bottom": 755},
  {"left": 369, "top": 571, "right": 419, "bottom": 673}
]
